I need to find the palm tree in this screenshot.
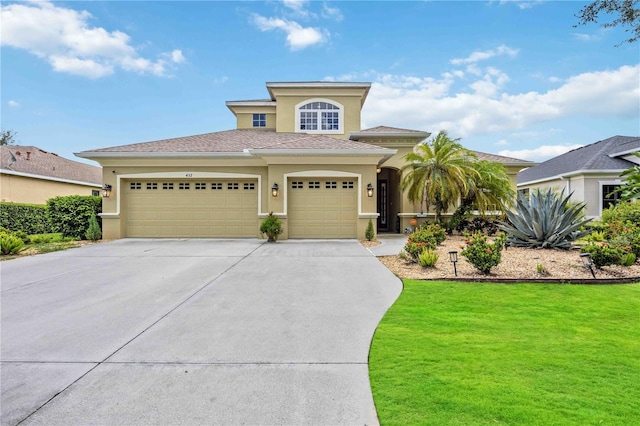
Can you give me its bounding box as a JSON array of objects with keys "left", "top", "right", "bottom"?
[
  {"left": 461, "top": 160, "right": 515, "bottom": 215},
  {"left": 401, "top": 130, "right": 479, "bottom": 223}
]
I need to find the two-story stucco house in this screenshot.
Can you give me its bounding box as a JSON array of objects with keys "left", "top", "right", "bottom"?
[{"left": 77, "top": 81, "right": 533, "bottom": 240}]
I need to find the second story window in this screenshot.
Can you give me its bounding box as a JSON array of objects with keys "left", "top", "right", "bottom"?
[
  {"left": 296, "top": 99, "right": 343, "bottom": 134},
  {"left": 253, "top": 113, "right": 266, "bottom": 128}
]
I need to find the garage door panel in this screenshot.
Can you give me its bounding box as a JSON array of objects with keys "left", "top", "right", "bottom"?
[
  {"left": 288, "top": 178, "right": 357, "bottom": 239},
  {"left": 124, "top": 179, "right": 258, "bottom": 238}
]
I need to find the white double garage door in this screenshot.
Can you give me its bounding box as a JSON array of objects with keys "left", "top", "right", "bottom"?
[{"left": 123, "top": 178, "right": 358, "bottom": 238}]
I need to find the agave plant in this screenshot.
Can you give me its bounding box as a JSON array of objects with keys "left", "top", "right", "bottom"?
[{"left": 498, "top": 189, "right": 592, "bottom": 249}]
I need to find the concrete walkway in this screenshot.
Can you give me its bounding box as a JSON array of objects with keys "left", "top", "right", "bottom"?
[
  {"left": 1, "top": 239, "right": 402, "bottom": 425},
  {"left": 367, "top": 233, "right": 408, "bottom": 257}
]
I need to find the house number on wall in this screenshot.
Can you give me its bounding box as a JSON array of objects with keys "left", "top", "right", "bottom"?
[{"left": 185, "top": 173, "right": 193, "bottom": 177}]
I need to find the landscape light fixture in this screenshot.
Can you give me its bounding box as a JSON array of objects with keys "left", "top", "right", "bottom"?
[
  {"left": 448, "top": 250, "right": 458, "bottom": 277},
  {"left": 271, "top": 183, "right": 279, "bottom": 197},
  {"left": 580, "top": 253, "right": 596, "bottom": 279},
  {"left": 367, "top": 183, "right": 374, "bottom": 197},
  {"left": 101, "top": 184, "right": 112, "bottom": 198}
]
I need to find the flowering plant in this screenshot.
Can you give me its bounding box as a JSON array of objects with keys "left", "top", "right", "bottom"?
[{"left": 460, "top": 232, "right": 507, "bottom": 274}]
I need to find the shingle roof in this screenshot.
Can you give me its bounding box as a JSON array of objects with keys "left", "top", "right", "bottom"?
[
  {"left": 1, "top": 145, "right": 101, "bottom": 185},
  {"left": 357, "top": 126, "right": 428, "bottom": 134},
  {"left": 474, "top": 151, "right": 534, "bottom": 165},
  {"left": 78, "top": 129, "right": 389, "bottom": 155},
  {"left": 518, "top": 135, "right": 640, "bottom": 184}
]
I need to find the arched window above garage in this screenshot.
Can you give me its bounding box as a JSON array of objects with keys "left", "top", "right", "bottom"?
[{"left": 295, "top": 99, "right": 344, "bottom": 134}]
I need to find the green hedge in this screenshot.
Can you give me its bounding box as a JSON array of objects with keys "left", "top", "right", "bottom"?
[
  {"left": 47, "top": 195, "right": 102, "bottom": 239},
  {"left": 0, "top": 202, "right": 52, "bottom": 234}
]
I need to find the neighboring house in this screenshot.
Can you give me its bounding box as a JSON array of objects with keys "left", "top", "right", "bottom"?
[
  {"left": 1, "top": 145, "right": 102, "bottom": 204},
  {"left": 77, "top": 81, "right": 534, "bottom": 240},
  {"left": 517, "top": 135, "right": 640, "bottom": 219}
]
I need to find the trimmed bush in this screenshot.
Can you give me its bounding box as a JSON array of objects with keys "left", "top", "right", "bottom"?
[
  {"left": 85, "top": 212, "right": 102, "bottom": 241},
  {"left": 461, "top": 232, "right": 507, "bottom": 274},
  {"left": 403, "top": 227, "right": 438, "bottom": 262},
  {"left": 0, "top": 202, "right": 51, "bottom": 234},
  {"left": 581, "top": 243, "right": 628, "bottom": 269},
  {"left": 365, "top": 219, "right": 375, "bottom": 241},
  {"left": 47, "top": 196, "right": 102, "bottom": 239},
  {"left": 259, "top": 212, "right": 282, "bottom": 242}
]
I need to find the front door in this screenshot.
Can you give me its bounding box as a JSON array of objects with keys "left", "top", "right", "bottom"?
[{"left": 377, "top": 180, "right": 388, "bottom": 231}]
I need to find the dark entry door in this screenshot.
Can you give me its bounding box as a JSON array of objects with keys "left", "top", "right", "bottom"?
[{"left": 377, "top": 180, "right": 388, "bottom": 231}]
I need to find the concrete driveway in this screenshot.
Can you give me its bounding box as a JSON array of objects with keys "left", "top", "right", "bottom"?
[{"left": 0, "top": 239, "right": 402, "bottom": 425}]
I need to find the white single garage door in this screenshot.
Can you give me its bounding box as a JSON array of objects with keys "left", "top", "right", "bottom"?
[
  {"left": 288, "top": 178, "right": 357, "bottom": 238},
  {"left": 124, "top": 179, "right": 258, "bottom": 238}
]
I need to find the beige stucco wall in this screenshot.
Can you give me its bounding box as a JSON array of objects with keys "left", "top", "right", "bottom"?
[
  {"left": 0, "top": 173, "right": 99, "bottom": 204},
  {"left": 268, "top": 86, "right": 366, "bottom": 138},
  {"left": 96, "top": 154, "right": 383, "bottom": 240}
]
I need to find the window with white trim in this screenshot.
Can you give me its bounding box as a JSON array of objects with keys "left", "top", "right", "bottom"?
[
  {"left": 252, "top": 113, "right": 266, "bottom": 128},
  {"left": 602, "top": 184, "right": 622, "bottom": 210},
  {"left": 296, "top": 100, "right": 343, "bottom": 133}
]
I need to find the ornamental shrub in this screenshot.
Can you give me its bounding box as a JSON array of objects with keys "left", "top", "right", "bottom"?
[
  {"left": 47, "top": 195, "right": 102, "bottom": 239},
  {"left": 403, "top": 228, "right": 438, "bottom": 262},
  {"left": 85, "top": 212, "right": 102, "bottom": 241},
  {"left": 418, "top": 249, "right": 439, "bottom": 267},
  {"left": 259, "top": 212, "right": 282, "bottom": 241},
  {"left": 461, "top": 232, "right": 507, "bottom": 274},
  {"left": 580, "top": 242, "right": 629, "bottom": 269},
  {"left": 416, "top": 223, "right": 447, "bottom": 245},
  {"left": 365, "top": 219, "right": 375, "bottom": 241},
  {"left": 0, "top": 234, "right": 24, "bottom": 255},
  {"left": 0, "top": 202, "right": 51, "bottom": 234},
  {"left": 601, "top": 201, "right": 640, "bottom": 225}
]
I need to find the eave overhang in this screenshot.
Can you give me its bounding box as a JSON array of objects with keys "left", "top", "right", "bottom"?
[{"left": 0, "top": 168, "right": 101, "bottom": 187}]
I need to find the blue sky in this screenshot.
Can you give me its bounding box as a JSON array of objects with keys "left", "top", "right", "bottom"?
[{"left": 2, "top": 0, "right": 639, "bottom": 165}]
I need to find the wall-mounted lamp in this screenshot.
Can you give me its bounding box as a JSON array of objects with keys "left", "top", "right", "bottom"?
[
  {"left": 448, "top": 250, "right": 458, "bottom": 277},
  {"left": 367, "top": 183, "right": 374, "bottom": 197},
  {"left": 376, "top": 167, "right": 381, "bottom": 174},
  {"left": 580, "top": 253, "right": 596, "bottom": 279},
  {"left": 271, "top": 183, "right": 279, "bottom": 197},
  {"left": 102, "top": 184, "right": 112, "bottom": 198}
]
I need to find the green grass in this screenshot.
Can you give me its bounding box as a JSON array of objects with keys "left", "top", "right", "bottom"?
[
  {"left": 369, "top": 281, "right": 640, "bottom": 426},
  {"left": 0, "top": 233, "right": 82, "bottom": 260}
]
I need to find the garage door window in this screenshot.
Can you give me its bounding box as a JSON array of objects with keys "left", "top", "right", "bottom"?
[
  {"left": 130, "top": 182, "right": 141, "bottom": 190},
  {"left": 195, "top": 183, "right": 206, "bottom": 190},
  {"left": 228, "top": 182, "right": 239, "bottom": 190},
  {"left": 325, "top": 181, "right": 337, "bottom": 189},
  {"left": 163, "top": 182, "right": 174, "bottom": 190},
  {"left": 146, "top": 182, "right": 158, "bottom": 190},
  {"left": 211, "top": 183, "right": 222, "bottom": 190},
  {"left": 179, "top": 183, "right": 190, "bottom": 190},
  {"left": 292, "top": 181, "right": 303, "bottom": 189},
  {"left": 243, "top": 183, "right": 255, "bottom": 190},
  {"left": 308, "top": 181, "right": 320, "bottom": 189},
  {"left": 342, "top": 181, "right": 354, "bottom": 189}
]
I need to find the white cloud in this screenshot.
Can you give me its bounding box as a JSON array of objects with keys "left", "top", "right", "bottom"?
[
  {"left": 450, "top": 45, "right": 519, "bottom": 65},
  {"left": 251, "top": 14, "right": 326, "bottom": 50},
  {"left": 322, "top": 3, "right": 343, "bottom": 22},
  {"left": 498, "top": 0, "right": 544, "bottom": 10},
  {"left": 495, "top": 139, "right": 509, "bottom": 146},
  {"left": 498, "top": 144, "right": 583, "bottom": 162},
  {"left": 0, "top": 1, "right": 185, "bottom": 78},
  {"left": 573, "top": 33, "right": 599, "bottom": 42},
  {"left": 360, "top": 64, "right": 639, "bottom": 139},
  {"left": 283, "top": 0, "right": 308, "bottom": 13},
  {"left": 8, "top": 100, "right": 20, "bottom": 108}
]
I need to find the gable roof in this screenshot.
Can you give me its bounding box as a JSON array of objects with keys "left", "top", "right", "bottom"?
[
  {"left": 1, "top": 145, "right": 101, "bottom": 185},
  {"left": 76, "top": 129, "right": 394, "bottom": 159},
  {"left": 518, "top": 135, "right": 640, "bottom": 184}
]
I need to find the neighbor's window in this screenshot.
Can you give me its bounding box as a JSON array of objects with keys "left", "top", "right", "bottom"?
[
  {"left": 602, "top": 184, "right": 622, "bottom": 210},
  {"left": 252, "top": 114, "right": 266, "bottom": 128},
  {"left": 296, "top": 100, "right": 342, "bottom": 133},
  {"left": 92, "top": 190, "right": 100, "bottom": 196}
]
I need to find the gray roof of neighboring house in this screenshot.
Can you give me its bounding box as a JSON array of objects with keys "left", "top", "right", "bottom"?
[
  {"left": 1, "top": 145, "right": 101, "bottom": 185},
  {"left": 76, "top": 129, "right": 392, "bottom": 156},
  {"left": 518, "top": 135, "right": 640, "bottom": 184}
]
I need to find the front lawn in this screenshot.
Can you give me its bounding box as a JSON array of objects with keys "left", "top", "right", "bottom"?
[{"left": 369, "top": 281, "right": 640, "bottom": 425}]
